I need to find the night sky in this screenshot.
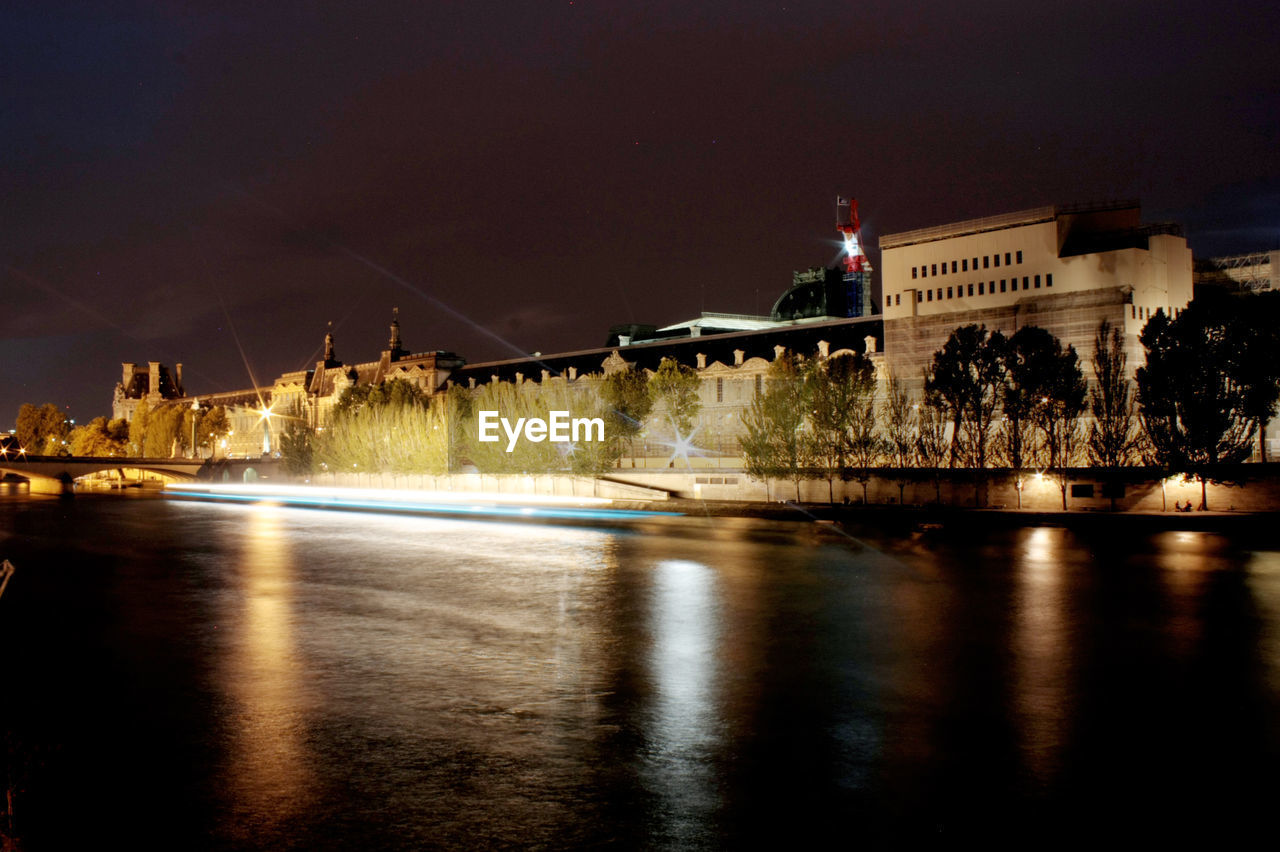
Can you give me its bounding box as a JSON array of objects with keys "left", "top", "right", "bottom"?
[{"left": 4, "top": 1, "right": 1278, "bottom": 423}]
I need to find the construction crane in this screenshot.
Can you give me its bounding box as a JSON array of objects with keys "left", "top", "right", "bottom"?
[{"left": 836, "top": 196, "right": 868, "bottom": 273}]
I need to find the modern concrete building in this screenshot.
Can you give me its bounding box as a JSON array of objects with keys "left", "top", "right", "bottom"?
[{"left": 879, "top": 200, "right": 1193, "bottom": 384}]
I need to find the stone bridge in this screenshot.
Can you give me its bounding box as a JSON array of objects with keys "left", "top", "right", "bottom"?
[{"left": 0, "top": 455, "right": 206, "bottom": 494}]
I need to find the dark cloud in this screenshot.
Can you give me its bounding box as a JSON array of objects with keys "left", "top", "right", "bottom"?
[{"left": 3, "top": 0, "right": 1278, "bottom": 421}]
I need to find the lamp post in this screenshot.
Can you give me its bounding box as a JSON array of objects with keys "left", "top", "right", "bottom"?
[{"left": 190, "top": 399, "right": 200, "bottom": 459}]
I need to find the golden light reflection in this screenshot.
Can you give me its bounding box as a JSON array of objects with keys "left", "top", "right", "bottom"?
[
  {"left": 1244, "top": 551, "right": 1280, "bottom": 694},
  {"left": 224, "top": 506, "right": 313, "bottom": 831},
  {"left": 1012, "top": 526, "right": 1071, "bottom": 787},
  {"left": 645, "top": 558, "right": 722, "bottom": 841}
]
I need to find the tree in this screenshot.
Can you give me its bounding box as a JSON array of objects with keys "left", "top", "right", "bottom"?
[
  {"left": 739, "top": 353, "right": 810, "bottom": 501},
  {"left": 601, "top": 365, "right": 653, "bottom": 466},
  {"left": 14, "top": 403, "right": 69, "bottom": 455},
  {"left": 68, "top": 417, "right": 129, "bottom": 457},
  {"left": 926, "top": 325, "right": 1006, "bottom": 506},
  {"left": 806, "top": 352, "right": 876, "bottom": 503},
  {"left": 278, "top": 421, "right": 315, "bottom": 477},
  {"left": 1000, "top": 326, "right": 1062, "bottom": 469},
  {"left": 1137, "top": 299, "right": 1255, "bottom": 510},
  {"left": 1236, "top": 291, "right": 1280, "bottom": 462},
  {"left": 882, "top": 372, "right": 918, "bottom": 505},
  {"left": 915, "top": 388, "right": 949, "bottom": 504},
  {"left": 143, "top": 405, "right": 184, "bottom": 457},
  {"left": 128, "top": 401, "right": 150, "bottom": 457},
  {"left": 648, "top": 358, "right": 702, "bottom": 444},
  {"left": 1088, "top": 320, "right": 1143, "bottom": 492},
  {"left": 1034, "top": 339, "right": 1087, "bottom": 510},
  {"left": 200, "top": 407, "right": 231, "bottom": 457}
]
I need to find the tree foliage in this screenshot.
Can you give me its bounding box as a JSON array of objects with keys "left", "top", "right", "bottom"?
[
  {"left": 740, "top": 352, "right": 810, "bottom": 500},
  {"left": 806, "top": 352, "right": 877, "bottom": 502},
  {"left": 1087, "top": 319, "right": 1142, "bottom": 468},
  {"left": 649, "top": 358, "right": 702, "bottom": 440},
  {"left": 68, "top": 417, "right": 130, "bottom": 457},
  {"left": 1136, "top": 295, "right": 1260, "bottom": 508},
  {"left": 15, "top": 403, "right": 69, "bottom": 455},
  {"left": 601, "top": 365, "right": 653, "bottom": 465},
  {"left": 925, "top": 325, "right": 1007, "bottom": 471}
]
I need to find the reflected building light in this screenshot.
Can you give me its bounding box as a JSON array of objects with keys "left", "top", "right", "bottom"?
[
  {"left": 224, "top": 506, "right": 313, "bottom": 829},
  {"left": 646, "top": 559, "right": 722, "bottom": 837},
  {"left": 1013, "top": 525, "right": 1071, "bottom": 787}
]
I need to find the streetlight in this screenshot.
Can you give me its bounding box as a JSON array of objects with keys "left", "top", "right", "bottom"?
[{"left": 190, "top": 399, "right": 200, "bottom": 459}]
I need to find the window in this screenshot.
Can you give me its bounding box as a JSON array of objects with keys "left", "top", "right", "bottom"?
[
  {"left": 1023, "top": 276, "right": 1029, "bottom": 290},
  {"left": 922, "top": 265, "right": 928, "bottom": 278},
  {"left": 1000, "top": 280, "right": 1007, "bottom": 292},
  {"left": 947, "top": 286, "right": 953, "bottom": 299},
  {"left": 716, "top": 378, "right": 724, "bottom": 403},
  {"left": 1131, "top": 305, "right": 1137, "bottom": 318},
  {"left": 927, "top": 289, "right": 933, "bottom": 301},
  {"left": 962, "top": 259, "right": 968, "bottom": 271},
  {"left": 937, "top": 288, "right": 942, "bottom": 301},
  {"left": 895, "top": 293, "right": 901, "bottom": 306},
  {"left": 978, "top": 282, "right": 984, "bottom": 295},
  {"left": 1070, "top": 484, "right": 1095, "bottom": 499},
  {"left": 912, "top": 267, "right": 918, "bottom": 279},
  {"left": 993, "top": 254, "right": 1000, "bottom": 268},
  {"left": 1046, "top": 273, "right": 1053, "bottom": 287},
  {"left": 1034, "top": 274, "right": 1041, "bottom": 288},
  {"left": 1005, "top": 252, "right": 1012, "bottom": 265},
  {"left": 1016, "top": 250, "right": 1023, "bottom": 264},
  {"left": 917, "top": 292, "right": 922, "bottom": 303},
  {"left": 951, "top": 261, "right": 958, "bottom": 273},
  {"left": 983, "top": 256, "right": 989, "bottom": 269},
  {"left": 755, "top": 375, "right": 763, "bottom": 396},
  {"left": 968, "top": 283, "right": 974, "bottom": 296},
  {"left": 931, "top": 264, "right": 937, "bottom": 276},
  {"left": 972, "top": 257, "right": 978, "bottom": 269}
]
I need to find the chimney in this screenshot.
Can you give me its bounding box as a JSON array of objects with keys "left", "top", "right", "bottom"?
[
  {"left": 733, "top": 349, "right": 744, "bottom": 366},
  {"left": 864, "top": 335, "right": 878, "bottom": 354},
  {"left": 618, "top": 335, "right": 631, "bottom": 346},
  {"left": 175, "top": 363, "right": 184, "bottom": 395},
  {"left": 773, "top": 345, "right": 785, "bottom": 360},
  {"left": 696, "top": 353, "right": 706, "bottom": 369},
  {"left": 122, "top": 363, "right": 135, "bottom": 388},
  {"left": 568, "top": 367, "right": 578, "bottom": 381}
]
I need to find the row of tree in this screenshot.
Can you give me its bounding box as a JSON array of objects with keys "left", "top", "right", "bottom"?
[
  {"left": 739, "top": 290, "right": 1280, "bottom": 508},
  {"left": 11, "top": 401, "right": 230, "bottom": 459},
  {"left": 277, "top": 358, "right": 704, "bottom": 477}
]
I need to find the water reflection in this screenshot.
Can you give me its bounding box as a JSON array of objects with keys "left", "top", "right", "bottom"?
[
  {"left": 646, "top": 558, "right": 722, "bottom": 843},
  {"left": 1011, "top": 526, "right": 1074, "bottom": 787},
  {"left": 223, "top": 506, "right": 313, "bottom": 835}
]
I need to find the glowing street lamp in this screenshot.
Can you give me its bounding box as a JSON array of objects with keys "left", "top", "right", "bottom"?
[{"left": 190, "top": 398, "right": 200, "bottom": 459}]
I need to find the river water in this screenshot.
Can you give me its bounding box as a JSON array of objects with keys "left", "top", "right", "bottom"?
[{"left": 1, "top": 491, "right": 1278, "bottom": 849}]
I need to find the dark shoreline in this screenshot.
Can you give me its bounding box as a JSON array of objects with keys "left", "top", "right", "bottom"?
[{"left": 629, "top": 497, "right": 1280, "bottom": 536}]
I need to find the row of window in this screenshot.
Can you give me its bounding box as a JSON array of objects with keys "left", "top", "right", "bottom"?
[
  {"left": 888, "top": 274, "right": 1053, "bottom": 308},
  {"left": 911, "top": 250, "right": 1024, "bottom": 280},
  {"left": 714, "top": 375, "right": 761, "bottom": 403},
  {"left": 1131, "top": 305, "right": 1181, "bottom": 320}
]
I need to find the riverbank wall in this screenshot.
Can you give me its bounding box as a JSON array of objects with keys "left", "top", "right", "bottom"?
[{"left": 304, "top": 465, "right": 1280, "bottom": 513}]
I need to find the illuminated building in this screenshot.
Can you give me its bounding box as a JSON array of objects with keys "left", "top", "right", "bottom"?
[{"left": 879, "top": 200, "right": 1194, "bottom": 385}]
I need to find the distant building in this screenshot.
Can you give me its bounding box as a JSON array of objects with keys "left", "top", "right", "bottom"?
[
  {"left": 113, "top": 361, "right": 186, "bottom": 422},
  {"left": 114, "top": 199, "right": 1226, "bottom": 462},
  {"left": 115, "top": 312, "right": 464, "bottom": 458},
  {"left": 879, "top": 200, "right": 1193, "bottom": 384},
  {"left": 1194, "top": 251, "right": 1277, "bottom": 294}
]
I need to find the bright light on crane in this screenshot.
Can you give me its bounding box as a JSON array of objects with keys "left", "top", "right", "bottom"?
[{"left": 836, "top": 195, "right": 868, "bottom": 273}]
